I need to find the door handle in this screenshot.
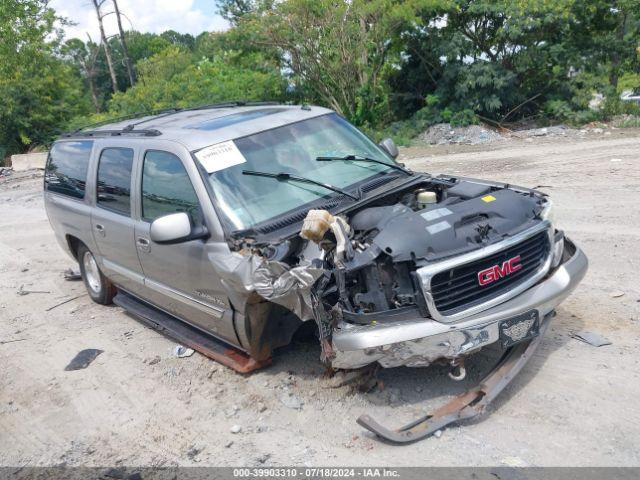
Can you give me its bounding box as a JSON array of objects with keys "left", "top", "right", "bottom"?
[
  {"left": 136, "top": 237, "right": 151, "bottom": 252},
  {"left": 94, "top": 224, "right": 106, "bottom": 237}
]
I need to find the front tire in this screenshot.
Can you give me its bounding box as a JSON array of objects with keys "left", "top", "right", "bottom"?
[{"left": 78, "top": 245, "right": 116, "bottom": 305}]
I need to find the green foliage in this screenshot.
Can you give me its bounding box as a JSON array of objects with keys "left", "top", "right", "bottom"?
[
  {"left": 238, "top": 0, "right": 417, "bottom": 125},
  {"left": 368, "top": 96, "right": 478, "bottom": 146},
  {"left": 3, "top": 0, "right": 640, "bottom": 154},
  {"left": 0, "top": 0, "right": 89, "bottom": 156},
  {"left": 105, "top": 46, "right": 287, "bottom": 116}
]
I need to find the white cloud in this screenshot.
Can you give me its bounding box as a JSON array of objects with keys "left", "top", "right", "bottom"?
[{"left": 51, "top": 0, "right": 229, "bottom": 42}]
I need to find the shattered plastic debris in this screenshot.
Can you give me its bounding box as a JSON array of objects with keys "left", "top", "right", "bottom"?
[
  {"left": 571, "top": 331, "right": 612, "bottom": 347},
  {"left": 173, "top": 345, "right": 195, "bottom": 358},
  {"left": 64, "top": 349, "right": 104, "bottom": 371},
  {"left": 64, "top": 268, "right": 82, "bottom": 281}
]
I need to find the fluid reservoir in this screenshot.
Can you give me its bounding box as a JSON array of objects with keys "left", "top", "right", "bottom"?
[
  {"left": 416, "top": 190, "right": 437, "bottom": 209},
  {"left": 300, "top": 209, "right": 334, "bottom": 242}
]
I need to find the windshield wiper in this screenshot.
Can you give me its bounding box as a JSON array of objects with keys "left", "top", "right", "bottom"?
[
  {"left": 316, "top": 154, "right": 413, "bottom": 175},
  {"left": 242, "top": 170, "right": 359, "bottom": 200}
]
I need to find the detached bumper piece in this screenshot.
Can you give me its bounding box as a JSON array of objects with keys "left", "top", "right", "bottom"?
[
  {"left": 357, "top": 318, "right": 550, "bottom": 444},
  {"left": 114, "top": 291, "right": 270, "bottom": 373}
]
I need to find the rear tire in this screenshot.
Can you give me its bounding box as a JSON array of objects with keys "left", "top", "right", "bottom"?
[{"left": 78, "top": 245, "right": 116, "bottom": 305}]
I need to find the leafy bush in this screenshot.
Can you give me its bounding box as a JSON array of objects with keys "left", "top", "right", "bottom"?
[{"left": 106, "top": 48, "right": 287, "bottom": 116}]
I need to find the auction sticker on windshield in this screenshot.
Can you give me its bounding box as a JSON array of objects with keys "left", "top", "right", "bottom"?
[{"left": 195, "top": 140, "right": 246, "bottom": 173}]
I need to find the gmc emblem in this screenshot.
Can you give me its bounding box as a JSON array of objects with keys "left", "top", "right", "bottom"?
[{"left": 478, "top": 255, "right": 522, "bottom": 286}]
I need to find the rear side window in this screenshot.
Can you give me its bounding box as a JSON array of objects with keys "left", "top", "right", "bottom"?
[
  {"left": 97, "top": 148, "right": 134, "bottom": 216},
  {"left": 142, "top": 150, "right": 200, "bottom": 222},
  {"left": 45, "top": 141, "right": 93, "bottom": 199}
]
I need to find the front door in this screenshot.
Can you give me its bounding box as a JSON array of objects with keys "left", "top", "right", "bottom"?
[
  {"left": 91, "top": 145, "right": 145, "bottom": 294},
  {"left": 133, "top": 148, "right": 238, "bottom": 344}
]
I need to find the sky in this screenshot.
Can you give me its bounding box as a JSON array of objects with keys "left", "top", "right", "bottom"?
[{"left": 50, "top": 0, "right": 229, "bottom": 42}]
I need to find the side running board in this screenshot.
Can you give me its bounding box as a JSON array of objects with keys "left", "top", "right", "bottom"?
[
  {"left": 357, "top": 319, "right": 550, "bottom": 443},
  {"left": 114, "top": 291, "right": 271, "bottom": 373}
]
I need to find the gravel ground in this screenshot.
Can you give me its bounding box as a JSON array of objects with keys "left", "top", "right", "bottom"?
[{"left": 1, "top": 131, "right": 639, "bottom": 467}]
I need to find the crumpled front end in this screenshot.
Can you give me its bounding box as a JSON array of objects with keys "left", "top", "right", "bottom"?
[{"left": 221, "top": 175, "right": 587, "bottom": 372}]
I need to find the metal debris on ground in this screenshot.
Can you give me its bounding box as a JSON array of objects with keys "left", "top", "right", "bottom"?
[
  {"left": 173, "top": 345, "right": 195, "bottom": 358},
  {"left": 45, "top": 293, "right": 87, "bottom": 311},
  {"left": 609, "top": 291, "right": 625, "bottom": 298},
  {"left": 64, "top": 349, "right": 104, "bottom": 371},
  {"left": 357, "top": 320, "right": 550, "bottom": 443},
  {"left": 0, "top": 338, "right": 27, "bottom": 345},
  {"left": 571, "top": 331, "right": 612, "bottom": 347},
  {"left": 63, "top": 268, "right": 82, "bottom": 281},
  {"left": 16, "top": 284, "right": 50, "bottom": 296}
]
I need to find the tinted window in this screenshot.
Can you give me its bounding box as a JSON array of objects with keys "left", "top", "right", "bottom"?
[
  {"left": 142, "top": 150, "right": 200, "bottom": 222},
  {"left": 45, "top": 141, "right": 93, "bottom": 199},
  {"left": 97, "top": 148, "right": 133, "bottom": 215}
]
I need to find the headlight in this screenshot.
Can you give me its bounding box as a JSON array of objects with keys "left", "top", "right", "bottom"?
[
  {"left": 551, "top": 230, "right": 565, "bottom": 268},
  {"left": 541, "top": 199, "right": 554, "bottom": 226}
]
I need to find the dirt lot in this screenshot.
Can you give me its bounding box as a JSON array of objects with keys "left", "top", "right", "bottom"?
[{"left": 1, "top": 131, "right": 640, "bottom": 467}]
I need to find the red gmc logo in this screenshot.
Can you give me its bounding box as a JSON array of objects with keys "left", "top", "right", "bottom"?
[{"left": 478, "top": 255, "right": 522, "bottom": 286}]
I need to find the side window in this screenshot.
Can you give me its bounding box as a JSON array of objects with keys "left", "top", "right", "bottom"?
[
  {"left": 96, "top": 148, "right": 134, "bottom": 216},
  {"left": 142, "top": 150, "right": 200, "bottom": 223},
  {"left": 45, "top": 141, "right": 93, "bottom": 199}
]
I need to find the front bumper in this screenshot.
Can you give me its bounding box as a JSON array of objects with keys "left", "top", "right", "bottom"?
[{"left": 331, "top": 237, "right": 587, "bottom": 369}]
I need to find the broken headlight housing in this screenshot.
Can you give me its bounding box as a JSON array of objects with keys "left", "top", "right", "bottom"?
[{"left": 540, "top": 199, "right": 555, "bottom": 226}]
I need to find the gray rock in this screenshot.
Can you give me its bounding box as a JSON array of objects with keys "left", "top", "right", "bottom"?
[{"left": 230, "top": 424, "right": 242, "bottom": 434}]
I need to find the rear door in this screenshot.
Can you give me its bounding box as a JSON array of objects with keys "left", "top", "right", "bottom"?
[
  {"left": 133, "top": 146, "right": 238, "bottom": 344},
  {"left": 44, "top": 140, "right": 96, "bottom": 257},
  {"left": 90, "top": 142, "right": 145, "bottom": 294}
]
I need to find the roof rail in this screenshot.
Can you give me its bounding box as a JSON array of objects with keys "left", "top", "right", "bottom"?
[
  {"left": 70, "top": 108, "right": 179, "bottom": 133},
  {"left": 68, "top": 100, "right": 282, "bottom": 134},
  {"left": 61, "top": 128, "right": 162, "bottom": 138}
]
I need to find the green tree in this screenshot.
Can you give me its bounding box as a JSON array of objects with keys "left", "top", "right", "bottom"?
[
  {"left": 106, "top": 46, "right": 287, "bottom": 115},
  {"left": 238, "top": 0, "right": 417, "bottom": 126},
  {"left": 0, "top": 0, "right": 89, "bottom": 156}
]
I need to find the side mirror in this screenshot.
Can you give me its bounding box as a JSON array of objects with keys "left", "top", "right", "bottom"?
[
  {"left": 150, "top": 212, "right": 208, "bottom": 244},
  {"left": 379, "top": 138, "right": 399, "bottom": 159}
]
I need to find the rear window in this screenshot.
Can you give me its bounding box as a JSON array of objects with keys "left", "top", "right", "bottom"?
[
  {"left": 96, "top": 148, "right": 134, "bottom": 216},
  {"left": 45, "top": 141, "right": 93, "bottom": 199}
]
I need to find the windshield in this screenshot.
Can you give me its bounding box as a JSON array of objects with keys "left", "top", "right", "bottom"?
[{"left": 202, "top": 113, "right": 398, "bottom": 230}]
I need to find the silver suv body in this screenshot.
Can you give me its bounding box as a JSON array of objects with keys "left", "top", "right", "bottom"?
[{"left": 44, "top": 103, "right": 587, "bottom": 374}]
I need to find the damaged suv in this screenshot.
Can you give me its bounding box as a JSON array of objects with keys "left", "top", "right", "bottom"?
[{"left": 45, "top": 103, "right": 587, "bottom": 441}]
